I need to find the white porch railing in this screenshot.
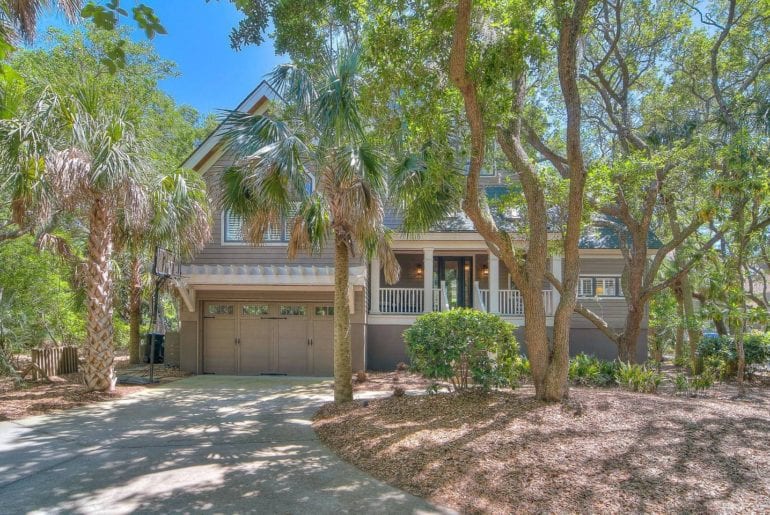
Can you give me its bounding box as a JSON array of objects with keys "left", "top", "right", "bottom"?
[
  {"left": 474, "top": 281, "right": 488, "bottom": 311},
  {"left": 379, "top": 288, "right": 424, "bottom": 314},
  {"left": 439, "top": 281, "right": 450, "bottom": 311},
  {"left": 378, "top": 286, "right": 554, "bottom": 316},
  {"left": 496, "top": 289, "right": 554, "bottom": 316},
  {"left": 432, "top": 288, "right": 441, "bottom": 311}
]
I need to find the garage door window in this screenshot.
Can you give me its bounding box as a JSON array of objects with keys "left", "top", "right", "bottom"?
[
  {"left": 280, "top": 305, "right": 306, "bottom": 316},
  {"left": 315, "top": 306, "right": 334, "bottom": 316},
  {"left": 242, "top": 304, "right": 269, "bottom": 316},
  {"left": 207, "top": 304, "right": 234, "bottom": 315}
]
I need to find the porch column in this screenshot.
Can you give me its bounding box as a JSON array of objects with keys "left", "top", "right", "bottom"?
[
  {"left": 423, "top": 247, "right": 434, "bottom": 313},
  {"left": 552, "top": 255, "right": 563, "bottom": 313},
  {"left": 489, "top": 252, "right": 499, "bottom": 313},
  {"left": 370, "top": 256, "right": 380, "bottom": 314}
]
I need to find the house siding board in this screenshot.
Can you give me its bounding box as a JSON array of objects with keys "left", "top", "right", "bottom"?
[
  {"left": 179, "top": 320, "right": 199, "bottom": 373},
  {"left": 367, "top": 324, "right": 410, "bottom": 371},
  {"left": 367, "top": 323, "right": 648, "bottom": 370},
  {"left": 187, "top": 148, "right": 355, "bottom": 267},
  {"left": 579, "top": 257, "right": 624, "bottom": 276}
]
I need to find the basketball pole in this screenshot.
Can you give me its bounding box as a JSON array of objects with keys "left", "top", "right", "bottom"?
[
  {"left": 148, "top": 274, "right": 166, "bottom": 384},
  {"left": 149, "top": 246, "right": 172, "bottom": 384}
]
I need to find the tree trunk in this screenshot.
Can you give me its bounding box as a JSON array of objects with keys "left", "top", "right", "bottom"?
[
  {"left": 618, "top": 301, "right": 645, "bottom": 363},
  {"left": 128, "top": 254, "right": 143, "bottom": 365},
  {"left": 673, "top": 284, "right": 685, "bottom": 364},
  {"left": 83, "top": 197, "right": 116, "bottom": 392},
  {"left": 333, "top": 233, "right": 353, "bottom": 404},
  {"left": 679, "top": 274, "right": 700, "bottom": 373}
]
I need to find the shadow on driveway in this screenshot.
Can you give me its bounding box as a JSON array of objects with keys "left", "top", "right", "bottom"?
[{"left": 0, "top": 376, "right": 449, "bottom": 514}]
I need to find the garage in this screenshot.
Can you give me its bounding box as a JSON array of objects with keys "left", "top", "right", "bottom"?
[{"left": 202, "top": 301, "right": 334, "bottom": 376}]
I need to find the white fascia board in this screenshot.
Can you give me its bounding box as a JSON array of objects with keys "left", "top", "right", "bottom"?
[
  {"left": 178, "top": 264, "right": 367, "bottom": 288},
  {"left": 182, "top": 81, "right": 279, "bottom": 173}
]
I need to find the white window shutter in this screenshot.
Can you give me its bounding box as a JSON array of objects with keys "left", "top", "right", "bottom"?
[{"left": 225, "top": 211, "right": 244, "bottom": 242}]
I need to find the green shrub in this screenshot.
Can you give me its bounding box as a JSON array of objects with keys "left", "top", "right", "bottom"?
[
  {"left": 697, "top": 332, "right": 770, "bottom": 378},
  {"left": 568, "top": 353, "right": 618, "bottom": 386},
  {"left": 615, "top": 362, "right": 663, "bottom": 393},
  {"left": 675, "top": 371, "right": 715, "bottom": 396},
  {"left": 403, "top": 309, "right": 519, "bottom": 391}
]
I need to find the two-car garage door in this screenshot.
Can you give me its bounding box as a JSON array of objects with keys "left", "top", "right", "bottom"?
[{"left": 202, "top": 301, "right": 334, "bottom": 376}]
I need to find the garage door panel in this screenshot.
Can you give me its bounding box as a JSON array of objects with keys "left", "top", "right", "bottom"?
[
  {"left": 239, "top": 319, "right": 274, "bottom": 374},
  {"left": 311, "top": 320, "right": 333, "bottom": 376},
  {"left": 204, "top": 299, "right": 336, "bottom": 377},
  {"left": 276, "top": 303, "right": 309, "bottom": 375},
  {"left": 203, "top": 304, "right": 236, "bottom": 375}
]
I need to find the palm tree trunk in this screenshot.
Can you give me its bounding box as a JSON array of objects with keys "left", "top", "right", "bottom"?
[
  {"left": 128, "top": 254, "right": 143, "bottom": 365},
  {"left": 679, "top": 274, "right": 700, "bottom": 373},
  {"left": 83, "top": 197, "right": 116, "bottom": 392},
  {"left": 333, "top": 233, "right": 353, "bottom": 403}
]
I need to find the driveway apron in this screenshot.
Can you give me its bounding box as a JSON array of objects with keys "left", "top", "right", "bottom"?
[{"left": 0, "top": 376, "right": 449, "bottom": 514}]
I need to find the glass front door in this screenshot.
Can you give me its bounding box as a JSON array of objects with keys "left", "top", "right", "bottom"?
[{"left": 434, "top": 257, "right": 473, "bottom": 308}]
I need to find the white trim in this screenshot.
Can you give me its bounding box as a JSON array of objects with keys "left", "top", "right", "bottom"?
[
  {"left": 175, "top": 281, "right": 196, "bottom": 312},
  {"left": 367, "top": 314, "right": 552, "bottom": 326},
  {"left": 577, "top": 274, "right": 624, "bottom": 299},
  {"left": 220, "top": 209, "right": 289, "bottom": 247},
  {"left": 182, "top": 81, "right": 278, "bottom": 173},
  {"left": 180, "top": 264, "right": 367, "bottom": 287}
]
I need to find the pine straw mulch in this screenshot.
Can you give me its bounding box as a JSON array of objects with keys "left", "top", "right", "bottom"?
[
  {"left": 0, "top": 350, "right": 189, "bottom": 422},
  {"left": 0, "top": 373, "right": 145, "bottom": 422},
  {"left": 313, "top": 384, "right": 770, "bottom": 514}
]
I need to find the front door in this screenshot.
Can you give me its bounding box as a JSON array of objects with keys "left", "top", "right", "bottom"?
[{"left": 435, "top": 257, "right": 473, "bottom": 309}]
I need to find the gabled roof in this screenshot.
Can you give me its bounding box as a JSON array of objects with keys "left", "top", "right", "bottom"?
[{"left": 182, "top": 80, "right": 281, "bottom": 173}]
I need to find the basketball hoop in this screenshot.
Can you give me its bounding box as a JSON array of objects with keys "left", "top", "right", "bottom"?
[{"left": 153, "top": 247, "right": 178, "bottom": 278}]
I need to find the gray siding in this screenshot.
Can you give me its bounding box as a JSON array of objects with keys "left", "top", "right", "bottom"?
[
  {"left": 187, "top": 149, "right": 343, "bottom": 267},
  {"left": 367, "top": 324, "right": 410, "bottom": 371},
  {"left": 367, "top": 324, "right": 649, "bottom": 371},
  {"left": 572, "top": 257, "right": 648, "bottom": 330}
]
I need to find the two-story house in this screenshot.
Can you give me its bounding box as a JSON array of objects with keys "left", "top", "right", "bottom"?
[{"left": 174, "top": 82, "right": 650, "bottom": 376}]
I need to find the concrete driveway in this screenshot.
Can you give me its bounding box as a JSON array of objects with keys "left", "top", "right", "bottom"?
[{"left": 0, "top": 376, "right": 448, "bottom": 514}]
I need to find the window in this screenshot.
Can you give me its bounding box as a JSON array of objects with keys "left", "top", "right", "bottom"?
[
  {"left": 223, "top": 210, "right": 244, "bottom": 243},
  {"left": 595, "top": 278, "right": 617, "bottom": 297},
  {"left": 315, "top": 306, "right": 334, "bottom": 316},
  {"left": 578, "top": 277, "right": 594, "bottom": 297},
  {"left": 207, "top": 304, "right": 234, "bottom": 315},
  {"left": 577, "top": 276, "right": 622, "bottom": 298},
  {"left": 223, "top": 210, "right": 284, "bottom": 243},
  {"left": 241, "top": 304, "right": 269, "bottom": 316},
  {"left": 280, "top": 305, "right": 306, "bottom": 316}
]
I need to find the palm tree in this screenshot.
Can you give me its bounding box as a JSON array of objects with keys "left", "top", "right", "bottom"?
[
  {"left": 0, "top": 1, "right": 80, "bottom": 46},
  {"left": 119, "top": 168, "right": 211, "bottom": 364},
  {"left": 0, "top": 89, "right": 151, "bottom": 391},
  {"left": 221, "top": 48, "right": 399, "bottom": 403}
]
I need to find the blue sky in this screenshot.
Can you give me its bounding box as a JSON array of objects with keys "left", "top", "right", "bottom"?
[{"left": 37, "top": 0, "right": 285, "bottom": 116}]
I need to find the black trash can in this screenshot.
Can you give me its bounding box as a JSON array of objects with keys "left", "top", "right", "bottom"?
[{"left": 143, "top": 333, "right": 165, "bottom": 364}]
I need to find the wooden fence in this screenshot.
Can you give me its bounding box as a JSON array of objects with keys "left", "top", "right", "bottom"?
[{"left": 30, "top": 346, "right": 78, "bottom": 379}]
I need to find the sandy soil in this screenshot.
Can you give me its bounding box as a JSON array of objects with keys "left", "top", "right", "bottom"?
[{"left": 314, "top": 384, "right": 770, "bottom": 514}]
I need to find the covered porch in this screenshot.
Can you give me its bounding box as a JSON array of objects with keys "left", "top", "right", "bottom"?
[{"left": 370, "top": 247, "right": 561, "bottom": 318}]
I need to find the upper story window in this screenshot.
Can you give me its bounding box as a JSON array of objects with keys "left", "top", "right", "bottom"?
[
  {"left": 223, "top": 176, "right": 313, "bottom": 244},
  {"left": 578, "top": 276, "right": 623, "bottom": 298},
  {"left": 223, "top": 209, "right": 295, "bottom": 244}
]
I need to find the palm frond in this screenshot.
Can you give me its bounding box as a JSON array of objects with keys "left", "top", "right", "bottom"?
[
  {"left": 267, "top": 63, "right": 317, "bottom": 113},
  {"left": 3, "top": 0, "right": 81, "bottom": 43},
  {"left": 391, "top": 142, "right": 464, "bottom": 235},
  {"left": 315, "top": 46, "right": 364, "bottom": 144}
]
